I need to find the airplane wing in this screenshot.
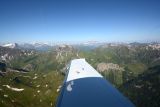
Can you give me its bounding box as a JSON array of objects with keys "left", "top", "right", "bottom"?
[{"left": 56, "top": 59, "right": 135, "bottom": 107}]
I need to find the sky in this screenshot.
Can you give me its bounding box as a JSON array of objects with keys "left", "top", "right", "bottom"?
[{"left": 0, "top": 0, "right": 160, "bottom": 43}]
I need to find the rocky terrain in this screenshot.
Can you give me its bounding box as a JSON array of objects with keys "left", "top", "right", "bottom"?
[{"left": 0, "top": 46, "right": 35, "bottom": 62}]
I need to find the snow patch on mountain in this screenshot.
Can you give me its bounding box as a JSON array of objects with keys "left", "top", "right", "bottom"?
[{"left": 1, "top": 43, "right": 17, "bottom": 49}]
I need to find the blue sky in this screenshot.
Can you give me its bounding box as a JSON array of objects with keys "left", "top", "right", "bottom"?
[{"left": 0, "top": 0, "right": 160, "bottom": 43}]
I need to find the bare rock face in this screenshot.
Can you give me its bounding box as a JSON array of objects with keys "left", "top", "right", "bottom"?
[
  {"left": 0, "top": 46, "right": 35, "bottom": 62},
  {"left": 56, "top": 45, "right": 74, "bottom": 52},
  {"left": 56, "top": 45, "right": 76, "bottom": 60},
  {"left": 97, "top": 62, "right": 124, "bottom": 72},
  {"left": 23, "top": 64, "right": 34, "bottom": 71}
]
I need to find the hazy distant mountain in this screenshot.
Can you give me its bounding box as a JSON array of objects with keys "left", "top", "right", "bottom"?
[
  {"left": 72, "top": 41, "right": 106, "bottom": 51},
  {"left": 32, "top": 43, "right": 53, "bottom": 51},
  {"left": 15, "top": 43, "right": 53, "bottom": 51},
  {"left": 1, "top": 42, "right": 160, "bottom": 52},
  {"left": 17, "top": 43, "right": 35, "bottom": 50}
]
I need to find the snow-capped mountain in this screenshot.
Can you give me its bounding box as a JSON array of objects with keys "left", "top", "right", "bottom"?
[{"left": 1, "top": 43, "right": 18, "bottom": 49}]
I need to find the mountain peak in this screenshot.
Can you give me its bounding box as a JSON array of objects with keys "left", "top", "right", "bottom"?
[{"left": 1, "top": 43, "right": 18, "bottom": 49}]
